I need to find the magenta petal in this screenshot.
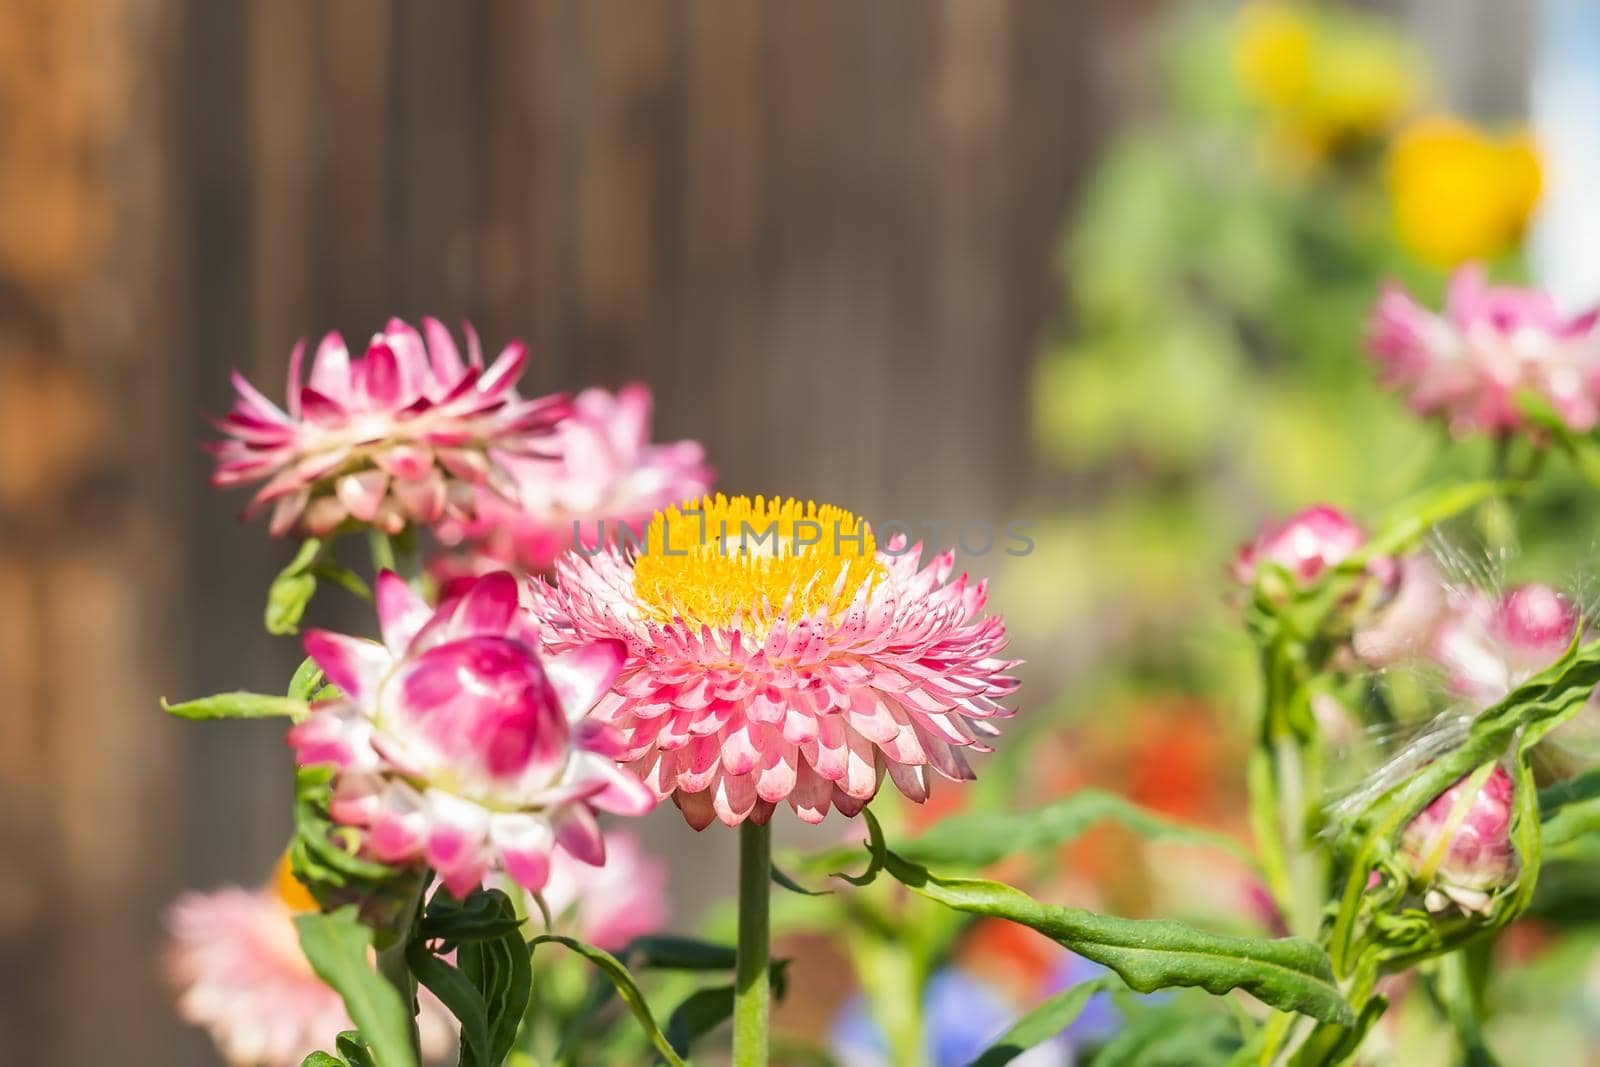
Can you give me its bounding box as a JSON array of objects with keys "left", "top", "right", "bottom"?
[
  {"left": 492, "top": 815, "right": 555, "bottom": 892},
  {"left": 479, "top": 340, "right": 528, "bottom": 395},
  {"left": 375, "top": 570, "right": 431, "bottom": 654},
  {"left": 545, "top": 641, "right": 626, "bottom": 720},
  {"left": 452, "top": 571, "right": 521, "bottom": 636},
  {"left": 361, "top": 342, "right": 403, "bottom": 408},
  {"left": 554, "top": 805, "right": 607, "bottom": 866},
  {"left": 585, "top": 759, "right": 658, "bottom": 816},
  {"left": 303, "top": 630, "right": 391, "bottom": 701}
]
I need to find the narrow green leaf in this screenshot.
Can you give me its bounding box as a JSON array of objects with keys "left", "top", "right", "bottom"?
[
  {"left": 892, "top": 789, "right": 1254, "bottom": 870},
  {"left": 529, "top": 934, "right": 689, "bottom": 1067},
  {"left": 161, "top": 691, "right": 309, "bottom": 721},
  {"left": 664, "top": 984, "right": 735, "bottom": 1057},
  {"left": 967, "top": 976, "right": 1118, "bottom": 1067},
  {"left": 453, "top": 891, "right": 532, "bottom": 1066},
  {"left": 868, "top": 851, "right": 1353, "bottom": 1026},
  {"left": 419, "top": 888, "right": 526, "bottom": 946},
  {"left": 406, "top": 944, "right": 492, "bottom": 1067},
  {"left": 620, "top": 935, "right": 738, "bottom": 972},
  {"left": 294, "top": 908, "right": 417, "bottom": 1067},
  {"left": 268, "top": 537, "right": 324, "bottom": 635},
  {"left": 772, "top": 863, "right": 832, "bottom": 896}
]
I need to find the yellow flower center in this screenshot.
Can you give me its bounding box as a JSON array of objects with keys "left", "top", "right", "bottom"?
[
  {"left": 632, "top": 494, "right": 881, "bottom": 630},
  {"left": 271, "top": 851, "right": 320, "bottom": 914}
]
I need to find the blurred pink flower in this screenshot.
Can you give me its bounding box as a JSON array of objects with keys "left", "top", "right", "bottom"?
[
  {"left": 537, "top": 830, "right": 669, "bottom": 951},
  {"left": 211, "top": 318, "right": 569, "bottom": 536},
  {"left": 1353, "top": 554, "right": 1448, "bottom": 667},
  {"left": 1433, "top": 582, "right": 1582, "bottom": 707},
  {"left": 1231, "top": 504, "right": 1371, "bottom": 589},
  {"left": 1400, "top": 764, "right": 1517, "bottom": 915},
  {"left": 1367, "top": 264, "right": 1600, "bottom": 436},
  {"left": 288, "top": 571, "right": 655, "bottom": 897},
  {"left": 438, "top": 384, "right": 712, "bottom": 576},
  {"left": 165, "top": 860, "right": 453, "bottom": 1066},
  {"left": 531, "top": 495, "right": 1018, "bottom": 829}
]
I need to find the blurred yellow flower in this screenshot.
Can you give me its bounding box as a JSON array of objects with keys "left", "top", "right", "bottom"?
[
  {"left": 1388, "top": 117, "right": 1541, "bottom": 266},
  {"left": 1233, "top": 1, "right": 1419, "bottom": 160}
]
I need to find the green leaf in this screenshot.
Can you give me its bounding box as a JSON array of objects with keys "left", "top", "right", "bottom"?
[
  {"left": 406, "top": 944, "right": 492, "bottom": 1067},
  {"left": 161, "top": 691, "right": 309, "bottom": 721},
  {"left": 1538, "top": 767, "right": 1600, "bottom": 852},
  {"left": 890, "top": 790, "right": 1254, "bottom": 870},
  {"left": 289, "top": 656, "right": 326, "bottom": 702},
  {"left": 664, "top": 984, "right": 735, "bottom": 1057},
  {"left": 290, "top": 767, "right": 401, "bottom": 902},
  {"left": 300, "top": 1054, "right": 346, "bottom": 1067},
  {"left": 334, "top": 1032, "right": 378, "bottom": 1067},
  {"left": 529, "top": 934, "right": 689, "bottom": 1067},
  {"left": 419, "top": 887, "right": 527, "bottom": 946},
  {"left": 860, "top": 848, "right": 1353, "bottom": 1026},
  {"left": 967, "top": 976, "right": 1118, "bottom": 1067},
  {"left": 453, "top": 891, "right": 532, "bottom": 1066},
  {"left": 293, "top": 908, "right": 417, "bottom": 1067},
  {"left": 268, "top": 537, "right": 324, "bottom": 635},
  {"left": 1092, "top": 1000, "right": 1241, "bottom": 1067},
  {"left": 772, "top": 863, "right": 832, "bottom": 896},
  {"left": 619, "top": 935, "right": 738, "bottom": 972}
]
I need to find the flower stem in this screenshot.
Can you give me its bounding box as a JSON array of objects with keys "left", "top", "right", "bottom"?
[
  {"left": 734, "top": 819, "right": 772, "bottom": 1067},
  {"left": 375, "top": 878, "right": 425, "bottom": 1065}
]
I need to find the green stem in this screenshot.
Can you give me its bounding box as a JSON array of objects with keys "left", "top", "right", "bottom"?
[
  {"left": 734, "top": 820, "right": 773, "bottom": 1067},
  {"left": 368, "top": 528, "right": 399, "bottom": 574},
  {"left": 375, "top": 879, "right": 425, "bottom": 1066}
]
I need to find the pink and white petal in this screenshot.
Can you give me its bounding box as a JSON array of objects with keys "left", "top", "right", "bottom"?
[
  {"left": 553, "top": 805, "right": 607, "bottom": 866},
  {"left": 375, "top": 570, "right": 432, "bottom": 654},
  {"left": 544, "top": 641, "right": 626, "bottom": 721},
  {"left": 335, "top": 470, "right": 390, "bottom": 523},
  {"left": 490, "top": 813, "right": 555, "bottom": 893},
  {"left": 367, "top": 783, "right": 429, "bottom": 864},
  {"left": 302, "top": 630, "right": 391, "bottom": 703},
  {"left": 576, "top": 755, "right": 658, "bottom": 817},
  {"left": 421, "top": 790, "right": 491, "bottom": 886}
]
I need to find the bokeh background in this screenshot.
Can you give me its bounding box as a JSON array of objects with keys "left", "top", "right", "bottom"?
[{"left": 0, "top": 0, "right": 1555, "bottom": 1064}]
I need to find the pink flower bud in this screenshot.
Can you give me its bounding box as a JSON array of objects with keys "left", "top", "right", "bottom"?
[
  {"left": 1232, "top": 505, "right": 1368, "bottom": 589},
  {"left": 1400, "top": 764, "right": 1517, "bottom": 915}
]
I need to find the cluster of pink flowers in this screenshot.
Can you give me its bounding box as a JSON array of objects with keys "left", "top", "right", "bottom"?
[{"left": 1367, "top": 264, "right": 1600, "bottom": 437}]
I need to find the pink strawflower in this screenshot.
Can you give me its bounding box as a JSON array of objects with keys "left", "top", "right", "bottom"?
[
  {"left": 1367, "top": 264, "right": 1600, "bottom": 436},
  {"left": 537, "top": 830, "right": 669, "bottom": 951},
  {"left": 438, "top": 383, "right": 712, "bottom": 575},
  {"left": 530, "top": 495, "right": 1019, "bottom": 829},
  {"left": 1433, "top": 582, "right": 1582, "bottom": 708},
  {"left": 288, "top": 571, "right": 655, "bottom": 896},
  {"left": 165, "top": 858, "right": 453, "bottom": 1066},
  {"left": 211, "top": 318, "right": 569, "bottom": 536},
  {"left": 1231, "top": 504, "right": 1371, "bottom": 589},
  {"left": 1399, "top": 764, "right": 1517, "bottom": 915}
]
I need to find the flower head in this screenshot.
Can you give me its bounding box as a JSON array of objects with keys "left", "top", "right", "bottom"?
[
  {"left": 537, "top": 830, "right": 669, "bottom": 951},
  {"left": 1400, "top": 764, "right": 1517, "bottom": 915},
  {"left": 1368, "top": 266, "right": 1600, "bottom": 436},
  {"left": 165, "top": 855, "right": 454, "bottom": 1067},
  {"left": 531, "top": 494, "right": 1019, "bottom": 829},
  {"left": 288, "top": 571, "right": 654, "bottom": 896},
  {"left": 1388, "top": 117, "right": 1541, "bottom": 267},
  {"left": 438, "top": 383, "right": 712, "bottom": 576},
  {"left": 1231, "top": 504, "right": 1370, "bottom": 591},
  {"left": 1434, "top": 582, "right": 1583, "bottom": 708},
  {"left": 211, "top": 318, "right": 569, "bottom": 536}
]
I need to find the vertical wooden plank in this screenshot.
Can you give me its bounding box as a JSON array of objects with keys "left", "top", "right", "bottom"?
[
  {"left": 0, "top": 0, "right": 191, "bottom": 1061},
  {"left": 313, "top": 0, "right": 393, "bottom": 331}
]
